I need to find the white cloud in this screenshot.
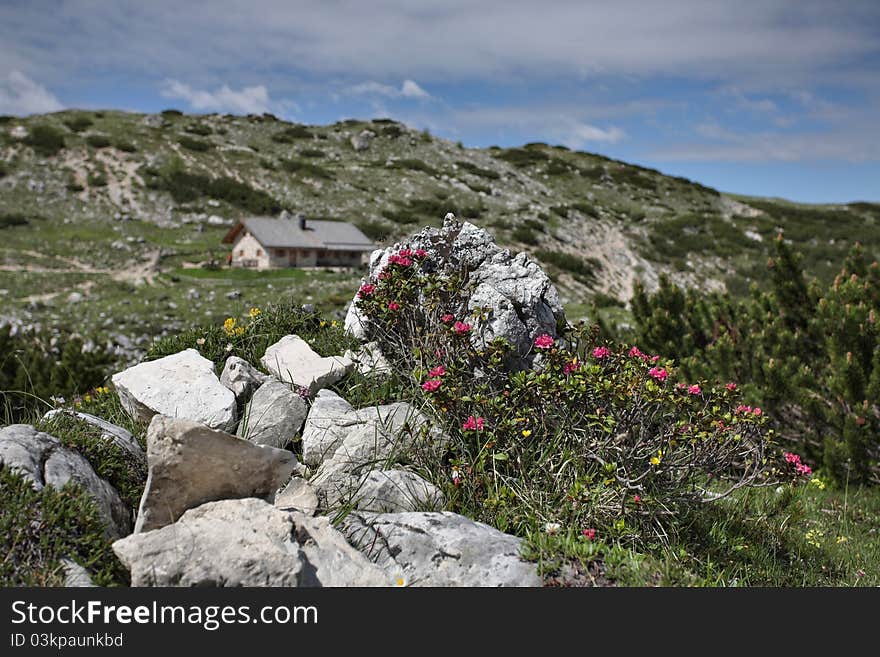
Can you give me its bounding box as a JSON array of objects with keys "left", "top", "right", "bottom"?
[
  {"left": 160, "top": 79, "right": 274, "bottom": 114},
  {"left": 401, "top": 79, "right": 430, "bottom": 99},
  {"left": 568, "top": 122, "right": 625, "bottom": 145},
  {"left": 349, "top": 79, "right": 431, "bottom": 100},
  {"left": 0, "top": 70, "right": 63, "bottom": 116}
]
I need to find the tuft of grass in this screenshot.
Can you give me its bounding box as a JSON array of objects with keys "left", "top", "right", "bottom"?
[
  {"left": 534, "top": 249, "right": 601, "bottom": 285},
  {"left": 280, "top": 158, "right": 334, "bottom": 180},
  {"left": 178, "top": 136, "right": 213, "bottom": 152},
  {"left": 24, "top": 125, "right": 66, "bottom": 157},
  {"left": 85, "top": 134, "right": 111, "bottom": 149}
]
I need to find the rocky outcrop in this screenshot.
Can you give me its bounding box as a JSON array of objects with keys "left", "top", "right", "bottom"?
[
  {"left": 134, "top": 415, "right": 298, "bottom": 533},
  {"left": 344, "top": 215, "right": 565, "bottom": 367},
  {"left": 112, "top": 349, "right": 237, "bottom": 431},
  {"left": 261, "top": 335, "right": 354, "bottom": 394},
  {"left": 237, "top": 379, "right": 308, "bottom": 449},
  {"left": 113, "top": 498, "right": 390, "bottom": 587},
  {"left": 275, "top": 477, "right": 319, "bottom": 516},
  {"left": 219, "top": 355, "right": 269, "bottom": 403},
  {"left": 0, "top": 424, "right": 130, "bottom": 537},
  {"left": 344, "top": 511, "right": 541, "bottom": 587},
  {"left": 353, "top": 469, "right": 445, "bottom": 513}
]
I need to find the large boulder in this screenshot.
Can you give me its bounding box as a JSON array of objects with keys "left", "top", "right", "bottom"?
[
  {"left": 261, "top": 335, "right": 353, "bottom": 394},
  {"left": 41, "top": 409, "right": 145, "bottom": 465},
  {"left": 344, "top": 216, "right": 565, "bottom": 367},
  {"left": 274, "top": 477, "right": 319, "bottom": 516},
  {"left": 134, "top": 415, "right": 298, "bottom": 533},
  {"left": 0, "top": 425, "right": 130, "bottom": 537},
  {"left": 113, "top": 498, "right": 390, "bottom": 587},
  {"left": 219, "top": 356, "right": 269, "bottom": 403},
  {"left": 115, "top": 499, "right": 306, "bottom": 586},
  {"left": 111, "top": 349, "right": 236, "bottom": 431},
  {"left": 344, "top": 511, "right": 542, "bottom": 587},
  {"left": 237, "top": 380, "right": 308, "bottom": 449},
  {"left": 343, "top": 341, "right": 392, "bottom": 377}
]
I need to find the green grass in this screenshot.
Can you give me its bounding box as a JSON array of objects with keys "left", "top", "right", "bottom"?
[{"left": 172, "top": 266, "right": 309, "bottom": 280}]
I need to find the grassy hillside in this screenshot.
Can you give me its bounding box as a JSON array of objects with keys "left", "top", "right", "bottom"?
[{"left": 1, "top": 109, "right": 878, "bottom": 359}]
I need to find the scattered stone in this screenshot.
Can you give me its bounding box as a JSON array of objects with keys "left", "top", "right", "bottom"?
[
  {"left": 354, "top": 469, "right": 445, "bottom": 513},
  {"left": 67, "top": 292, "right": 83, "bottom": 304},
  {"left": 237, "top": 379, "right": 308, "bottom": 449},
  {"left": 343, "top": 341, "right": 392, "bottom": 377},
  {"left": 41, "top": 409, "right": 145, "bottom": 464},
  {"left": 9, "top": 125, "right": 28, "bottom": 139},
  {"left": 134, "top": 415, "right": 298, "bottom": 532},
  {"left": 116, "top": 499, "right": 306, "bottom": 586},
  {"left": 114, "top": 498, "right": 390, "bottom": 587},
  {"left": 261, "top": 335, "right": 353, "bottom": 394},
  {"left": 344, "top": 216, "right": 564, "bottom": 368},
  {"left": 350, "top": 130, "right": 375, "bottom": 152},
  {"left": 0, "top": 425, "right": 130, "bottom": 537},
  {"left": 274, "top": 477, "right": 319, "bottom": 516},
  {"left": 344, "top": 511, "right": 542, "bottom": 587},
  {"left": 225, "top": 290, "right": 241, "bottom": 300},
  {"left": 207, "top": 215, "right": 226, "bottom": 225},
  {"left": 292, "top": 512, "right": 391, "bottom": 586},
  {"left": 111, "top": 348, "right": 237, "bottom": 431},
  {"left": 61, "top": 558, "right": 96, "bottom": 587},
  {"left": 219, "top": 355, "right": 269, "bottom": 403}
]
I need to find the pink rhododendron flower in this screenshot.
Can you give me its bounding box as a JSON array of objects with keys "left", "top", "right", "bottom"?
[
  {"left": 534, "top": 334, "right": 555, "bottom": 350},
  {"left": 378, "top": 271, "right": 391, "bottom": 281},
  {"left": 388, "top": 254, "right": 412, "bottom": 267},
  {"left": 582, "top": 528, "right": 597, "bottom": 540},
  {"left": 736, "top": 404, "right": 753, "bottom": 414},
  {"left": 784, "top": 452, "right": 801, "bottom": 464},
  {"left": 628, "top": 346, "right": 644, "bottom": 358},
  {"left": 441, "top": 314, "right": 455, "bottom": 323},
  {"left": 357, "top": 283, "right": 376, "bottom": 298},
  {"left": 688, "top": 384, "right": 702, "bottom": 395},
  {"left": 388, "top": 301, "right": 400, "bottom": 311},
  {"left": 633, "top": 495, "right": 641, "bottom": 504},
  {"left": 726, "top": 382, "right": 737, "bottom": 391},
  {"left": 651, "top": 355, "right": 660, "bottom": 363},
  {"left": 753, "top": 407, "right": 762, "bottom": 417},
  {"left": 397, "top": 248, "right": 413, "bottom": 258},
  {"left": 421, "top": 378, "right": 442, "bottom": 392},
  {"left": 428, "top": 365, "right": 446, "bottom": 378},
  {"left": 453, "top": 321, "right": 472, "bottom": 335},
  {"left": 462, "top": 415, "right": 486, "bottom": 431},
  {"left": 592, "top": 346, "right": 610, "bottom": 359},
  {"left": 563, "top": 360, "right": 581, "bottom": 375},
  {"left": 648, "top": 367, "right": 668, "bottom": 381},
  {"left": 414, "top": 248, "right": 428, "bottom": 258},
  {"left": 796, "top": 463, "right": 812, "bottom": 476}
]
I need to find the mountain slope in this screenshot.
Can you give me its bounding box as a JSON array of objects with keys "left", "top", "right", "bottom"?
[{"left": 1, "top": 109, "right": 877, "bottom": 356}]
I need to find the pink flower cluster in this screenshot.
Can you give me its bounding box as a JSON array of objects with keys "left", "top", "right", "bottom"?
[
  {"left": 429, "top": 365, "right": 446, "bottom": 378},
  {"left": 687, "top": 384, "right": 702, "bottom": 396},
  {"left": 357, "top": 283, "right": 376, "bottom": 298},
  {"left": 582, "top": 528, "right": 597, "bottom": 540},
  {"left": 784, "top": 452, "right": 812, "bottom": 476},
  {"left": 736, "top": 404, "right": 762, "bottom": 416},
  {"left": 563, "top": 360, "right": 581, "bottom": 375},
  {"left": 726, "top": 382, "right": 737, "bottom": 391},
  {"left": 388, "top": 251, "right": 413, "bottom": 267},
  {"left": 421, "top": 378, "right": 442, "bottom": 392},
  {"left": 534, "top": 334, "right": 555, "bottom": 350},
  {"left": 441, "top": 313, "right": 455, "bottom": 323},
  {"left": 453, "top": 321, "right": 472, "bottom": 335},
  {"left": 649, "top": 366, "right": 668, "bottom": 381},
  {"left": 462, "top": 416, "right": 486, "bottom": 431},
  {"left": 629, "top": 346, "right": 661, "bottom": 363},
  {"left": 592, "top": 346, "right": 610, "bottom": 359},
  {"left": 388, "top": 301, "right": 400, "bottom": 311}
]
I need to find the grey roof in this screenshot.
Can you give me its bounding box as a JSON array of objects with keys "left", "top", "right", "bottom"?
[{"left": 241, "top": 217, "right": 375, "bottom": 251}]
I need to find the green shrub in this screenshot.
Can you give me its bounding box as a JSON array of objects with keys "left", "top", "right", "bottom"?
[
  {"left": 353, "top": 248, "right": 771, "bottom": 542},
  {"left": 66, "top": 181, "right": 84, "bottom": 193},
  {"left": 38, "top": 411, "right": 147, "bottom": 509},
  {"left": 511, "top": 225, "right": 537, "bottom": 243},
  {"left": 550, "top": 205, "right": 568, "bottom": 217},
  {"left": 571, "top": 202, "right": 599, "bottom": 218},
  {"left": 522, "top": 218, "right": 546, "bottom": 233},
  {"left": 280, "top": 158, "right": 334, "bottom": 180},
  {"left": 24, "top": 125, "right": 66, "bottom": 156},
  {"left": 272, "top": 125, "right": 314, "bottom": 142},
  {"left": 0, "top": 162, "right": 7, "bottom": 178},
  {"left": 0, "top": 212, "right": 30, "bottom": 229},
  {"left": 298, "top": 148, "right": 325, "bottom": 158},
  {"left": 156, "top": 159, "right": 282, "bottom": 214},
  {"left": 63, "top": 116, "right": 93, "bottom": 133},
  {"left": 161, "top": 109, "right": 183, "bottom": 117},
  {"left": 87, "top": 169, "right": 107, "bottom": 187},
  {"left": 381, "top": 125, "right": 403, "bottom": 138},
  {"left": 546, "top": 159, "right": 572, "bottom": 175},
  {"left": 534, "top": 249, "right": 601, "bottom": 285},
  {"left": 184, "top": 123, "right": 213, "bottom": 136},
  {"left": 178, "top": 136, "right": 212, "bottom": 152},
  {"left": 0, "top": 467, "right": 128, "bottom": 586},
  {"left": 388, "top": 158, "right": 439, "bottom": 176},
  {"left": 356, "top": 219, "right": 390, "bottom": 242},
  {"left": 114, "top": 140, "right": 137, "bottom": 153},
  {"left": 455, "top": 161, "right": 501, "bottom": 180},
  {"left": 494, "top": 148, "right": 549, "bottom": 168}
]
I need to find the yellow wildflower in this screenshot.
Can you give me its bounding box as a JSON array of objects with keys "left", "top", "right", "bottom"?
[
  {"left": 522, "top": 429, "right": 532, "bottom": 437},
  {"left": 836, "top": 536, "right": 848, "bottom": 544},
  {"left": 650, "top": 449, "right": 663, "bottom": 466},
  {"left": 248, "top": 307, "right": 261, "bottom": 319},
  {"left": 809, "top": 477, "right": 826, "bottom": 490},
  {"left": 223, "top": 317, "right": 237, "bottom": 335}
]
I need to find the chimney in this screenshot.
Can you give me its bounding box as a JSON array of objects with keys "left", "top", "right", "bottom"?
[{"left": 297, "top": 213, "right": 306, "bottom": 230}]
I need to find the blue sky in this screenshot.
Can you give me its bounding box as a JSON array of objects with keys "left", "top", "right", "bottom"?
[{"left": 1, "top": 0, "right": 878, "bottom": 203}]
